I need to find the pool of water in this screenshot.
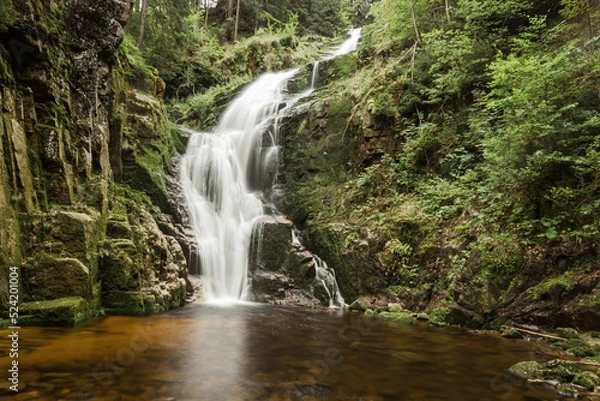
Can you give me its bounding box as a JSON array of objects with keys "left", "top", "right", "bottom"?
[{"left": 0, "top": 304, "right": 569, "bottom": 400}]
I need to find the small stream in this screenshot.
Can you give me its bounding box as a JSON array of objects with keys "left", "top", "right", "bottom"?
[{"left": 0, "top": 304, "right": 566, "bottom": 401}]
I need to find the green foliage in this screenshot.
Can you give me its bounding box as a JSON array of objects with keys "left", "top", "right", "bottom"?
[
  {"left": 0, "top": 0, "right": 17, "bottom": 32},
  {"left": 283, "top": 0, "right": 600, "bottom": 304},
  {"left": 126, "top": 0, "right": 195, "bottom": 81},
  {"left": 119, "top": 34, "right": 154, "bottom": 88}
]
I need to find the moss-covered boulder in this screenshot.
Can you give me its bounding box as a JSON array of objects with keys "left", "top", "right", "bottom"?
[
  {"left": 573, "top": 371, "right": 600, "bottom": 390},
  {"left": 379, "top": 310, "right": 415, "bottom": 325},
  {"left": 100, "top": 185, "right": 187, "bottom": 315},
  {"left": 507, "top": 361, "right": 545, "bottom": 380},
  {"left": 348, "top": 297, "right": 371, "bottom": 312},
  {"left": 22, "top": 256, "right": 93, "bottom": 301},
  {"left": 19, "top": 297, "right": 98, "bottom": 326}
]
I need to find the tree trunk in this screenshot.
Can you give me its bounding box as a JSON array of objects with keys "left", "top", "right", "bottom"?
[
  {"left": 204, "top": 0, "right": 209, "bottom": 27},
  {"left": 409, "top": 0, "right": 421, "bottom": 44},
  {"left": 587, "top": 0, "right": 595, "bottom": 41},
  {"left": 137, "top": 0, "right": 149, "bottom": 48},
  {"left": 445, "top": 0, "right": 451, "bottom": 23},
  {"left": 227, "top": 0, "right": 234, "bottom": 18},
  {"left": 234, "top": 0, "right": 241, "bottom": 41}
]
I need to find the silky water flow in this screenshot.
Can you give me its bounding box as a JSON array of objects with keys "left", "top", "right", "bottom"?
[{"left": 180, "top": 29, "right": 361, "bottom": 304}]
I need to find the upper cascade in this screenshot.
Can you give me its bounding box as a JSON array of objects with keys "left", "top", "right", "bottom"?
[
  {"left": 181, "top": 28, "right": 362, "bottom": 305},
  {"left": 328, "top": 27, "right": 362, "bottom": 58}
]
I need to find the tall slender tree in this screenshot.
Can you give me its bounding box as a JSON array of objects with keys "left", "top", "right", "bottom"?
[
  {"left": 227, "top": 0, "right": 234, "bottom": 18},
  {"left": 137, "top": 0, "right": 149, "bottom": 47},
  {"left": 410, "top": 0, "right": 421, "bottom": 43},
  {"left": 234, "top": 0, "right": 241, "bottom": 40}
]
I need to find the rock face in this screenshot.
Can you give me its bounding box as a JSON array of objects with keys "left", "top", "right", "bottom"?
[
  {"left": 247, "top": 215, "right": 330, "bottom": 306},
  {"left": 0, "top": 0, "right": 187, "bottom": 324}
]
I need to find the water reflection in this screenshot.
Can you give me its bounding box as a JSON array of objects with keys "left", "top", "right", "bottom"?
[{"left": 0, "top": 304, "right": 568, "bottom": 401}]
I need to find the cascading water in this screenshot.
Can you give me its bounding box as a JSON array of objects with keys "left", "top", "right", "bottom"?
[
  {"left": 181, "top": 29, "right": 361, "bottom": 305},
  {"left": 329, "top": 27, "right": 362, "bottom": 58},
  {"left": 181, "top": 70, "right": 297, "bottom": 303},
  {"left": 309, "top": 27, "right": 362, "bottom": 92}
]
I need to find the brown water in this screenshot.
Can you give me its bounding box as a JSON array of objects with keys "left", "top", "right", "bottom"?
[{"left": 0, "top": 303, "right": 568, "bottom": 401}]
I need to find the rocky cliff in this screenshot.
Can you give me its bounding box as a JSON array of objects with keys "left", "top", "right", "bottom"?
[{"left": 0, "top": 0, "right": 187, "bottom": 325}]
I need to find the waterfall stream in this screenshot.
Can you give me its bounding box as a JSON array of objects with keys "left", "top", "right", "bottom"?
[{"left": 180, "top": 29, "right": 361, "bottom": 304}]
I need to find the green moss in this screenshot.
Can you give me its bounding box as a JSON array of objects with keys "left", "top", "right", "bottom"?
[
  {"left": 555, "top": 327, "right": 580, "bottom": 339},
  {"left": 102, "top": 291, "right": 145, "bottom": 316},
  {"left": 22, "top": 255, "right": 93, "bottom": 301},
  {"left": 19, "top": 297, "right": 98, "bottom": 326},
  {"left": 573, "top": 371, "right": 600, "bottom": 390},
  {"left": 529, "top": 272, "right": 576, "bottom": 301},
  {"left": 555, "top": 338, "right": 600, "bottom": 357},
  {"left": 379, "top": 311, "right": 415, "bottom": 325},
  {"left": 348, "top": 297, "right": 370, "bottom": 311},
  {"left": 507, "top": 361, "right": 545, "bottom": 379}
]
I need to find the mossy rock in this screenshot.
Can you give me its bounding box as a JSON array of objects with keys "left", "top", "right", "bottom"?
[
  {"left": 555, "top": 327, "right": 580, "bottom": 339},
  {"left": 444, "top": 305, "right": 485, "bottom": 328},
  {"left": 106, "top": 217, "right": 132, "bottom": 239},
  {"left": 543, "top": 360, "right": 582, "bottom": 381},
  {"left": 348, "top": 297, "right": 370, "bottom": 312},
  {"left": 22, "top": 256, "right": 93, "bottom": 301},
  {"left": 19, "top": 297, "right": 97, "bottom": 326},
  {"left": 102, "top": 291, "right": 145, "bottom": 316},
  {"left": 507, "top": 361, "right": 545, "bottom": 380},
  {"left": 556, "top": 338, "right": 600, "bottom": 357},
  {"left": 557, "top": 383, "right": 578, "bottom": 398},
  {"left": 572, "top": 371, "right": 600, "bottom": 390},
  {"left": 508, "top": 359, "right": 582, "bottom": 383},
  {"left": 501, "top": 328, "right": 523, "bottom": 339},
  {"left": 54, "top": 210, "right": 102, "bottom": 261},
  {"left": 379, "top": 311, "right": 415, "bottom": 325}
]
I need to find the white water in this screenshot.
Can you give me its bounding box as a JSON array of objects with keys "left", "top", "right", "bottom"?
[
  {"left": 292, "top": 230, "right": 345, "bottom": 307},
  {"left": 328, "top": 27, "right": 362, "bottom": 59},
  {"left": 309, "top": 28, "right": 362, "bottom": 92},
  {"left": 181, "top": 29, "right": 361, "bottom": 304}
]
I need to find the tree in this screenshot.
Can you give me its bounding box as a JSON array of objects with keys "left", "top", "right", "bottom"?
[
  {"left": 227, "top": 0, "right": 234, "bottom": 18},
  {"left": 560, "top": 0, "right": 596, "bottom": 41},
  {"left": 410, "top": 0, "right": 421, "bottom": 43},
  {"left": 205, "top": 0, "right": 210, "bottom": 27},
  {"left": 234, "top": 0, "right": 241, "bottom": 41},
  {"left": 137, "top": 0, "right": 149, "bottom": 47}
]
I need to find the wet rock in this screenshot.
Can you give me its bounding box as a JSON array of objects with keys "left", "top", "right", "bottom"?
[
  {"left": 380, "top": 311, "right": 415, "bottom": 325},
  {"left": 348, "top": 297, "right": 370, "bottom": 312},
  {"left": 507, "top": 361, "right": 544, "bottom": 380},
  {"left": 555, "top": 327, "right": 580, "bottom": 339},
  {"left": 573, "top": 371, "right": 600, "bottom": 390},
  {"left": 507, "top": 359, "right": 583, "bottom": 387},
  {"left": 445, "top": 305, "right": 485, "bottom": 328},
  {"left": 557, "top": 383, "right": 578, "bottom": 398},
  {"left": 501, "top": 328, "right": 523, "bottom": 339},
  {"left": 555, "top": 338, "right": 600, "bottom": 357},
  {"left": 251, "top": 270, "right": 291, "bottom": 302},
  {"left": 388, "top": 303, "right": 405, "bottom": 313},
  {"left": 19, "top": 297, "right": 95, "bottom": 326},
  {"left": 248, "top": 216, "right": 343, "bottom": 306},
  {"left": 543, "top": 359, "right": 582, "bottom": 381}
]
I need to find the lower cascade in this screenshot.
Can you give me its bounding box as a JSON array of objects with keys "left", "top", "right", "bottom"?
[{"left": 180, "top": 29, "right": 361, "bottom": 305}]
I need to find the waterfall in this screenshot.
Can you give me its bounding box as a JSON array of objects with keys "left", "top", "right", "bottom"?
[
  {"left": 309, "top": 28, "right": 361, "bottom": 92},
  {"left": 181, "top": 29, "right": 361, "bottom": 304},
  {"left": 311, "top": 61, "right": 320, "bottom": 90},
  {"left": 180, "top": 70, "right": 297, "bottom": 303},
  {"left": 328, "top": 27, "right": 362, "bottom": 59}
]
